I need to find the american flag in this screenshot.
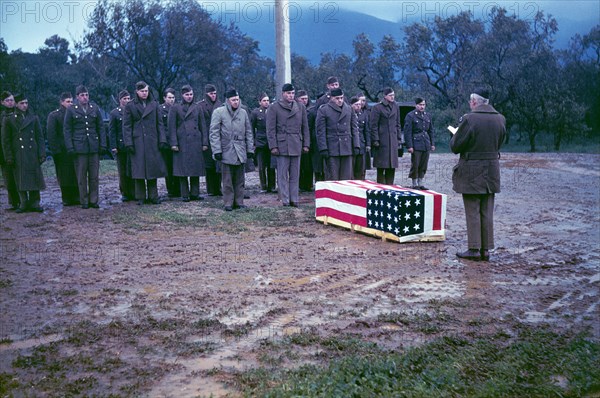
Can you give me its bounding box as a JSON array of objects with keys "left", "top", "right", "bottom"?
[{"left": 315, "top": 180, "right": 446, "bottom": 242}]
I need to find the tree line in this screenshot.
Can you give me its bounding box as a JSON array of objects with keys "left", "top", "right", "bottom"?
[{"left": 1, "top": 0, "right": 598, "bottom": 152}]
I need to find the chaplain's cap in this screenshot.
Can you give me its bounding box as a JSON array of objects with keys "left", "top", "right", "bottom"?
[
  {"left": 330, "top": 88, "right": 344, "bottom": 97},
  {"left": 14, "top": 93, "right": 26, "bottom": 102},
  {"left": 225, "top": 88, "right": 239, "bottom": 98},
  {"left": 350, "top": 96, "right": 360, "bottom": 104},
  {"left": 472, "top": 87, "right": 489, "bottom": 100},
  {"left": 118, "top": 90, "right": 130, "bottom": 100},
  {"left": 282, "top": 83, "right": 294, "bottom": 92},
  {"left": 205, "top": 84, "right": 217, "bottom": 93},
  {"left": 382, "top": 87, "right": 394, "bottom": 96},
  {"left": 76, "top": 85, "right": 88, "bottom": 95}
]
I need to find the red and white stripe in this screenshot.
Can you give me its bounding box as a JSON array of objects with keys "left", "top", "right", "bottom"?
[{"left": 315, "top": 180, "right": 446, "bottom": 234}]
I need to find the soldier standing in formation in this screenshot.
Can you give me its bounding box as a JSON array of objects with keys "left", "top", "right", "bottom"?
[
  {"left": 251, "top": 93, "right": 276, "bottom": 193},
  {"left": 64, "top": 85, "right": 106, "bottom": 209},
  {"left": 350, "top": 95, "right": 370, "bottom": 180},
  {"left": 109, "top": 90, "right": 134, "bottom": 202},
  {"left": 47, "top": 92, "right": 80, "bottom": 206},
  {"left": 296, "top": 90, "right": 314, "bottom": 191},
  {"left": 168, "top": 85, "right": 207, "bottom": 202},
  {"left": 159, "top": 88, "right": 180, "bottom": 198},
  {"left": 1, "top": 94, "right": 46, "bottom": 213},
  {"left": 404, "top": 97, "right": 435, "bottom": 190},
  {"left": 0, "top": 91, "right": 20, "bottom": 210},
  {"left": 316, "top": 88, "right": 360, "bottom": 181},
  {"left": 210, "top": 89, "right": 254, "bottom": 211},
  {"left": 199, "top": 84, "right": 222, "bottom": 196},
  {"left": 370, "top": 87, "right": 402, "bottom": 185},
  {"left": 123, "top": 81, "right": 168, "bottom": 205},
  {"left": 267, "top": 83, "right": 310, "bottom": 207}
]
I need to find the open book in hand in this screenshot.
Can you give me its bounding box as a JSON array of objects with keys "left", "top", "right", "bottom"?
[{"left": 447, "top": 125, "right": 458, "bottom": 135}]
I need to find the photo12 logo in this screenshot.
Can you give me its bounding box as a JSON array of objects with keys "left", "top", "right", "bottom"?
[
  {"left": 1, "top": 1, "right": 97, "bottom": 24},
  {"left": 398, "top": 1, "right": 540, "bottom": 22},
  {"left": 200, "top": 1, "right": 339, "bottom": 24}
]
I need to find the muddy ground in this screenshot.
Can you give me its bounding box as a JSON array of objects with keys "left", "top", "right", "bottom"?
[{"left": 0, "top": 152, "right": 598, "bottom": 397}]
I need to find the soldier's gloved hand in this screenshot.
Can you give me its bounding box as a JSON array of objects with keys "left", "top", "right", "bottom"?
[
  {"left": 202, "top": 146, "right": 208, "bottom": 151},
  {"left": 354, "top": 147, "right": 361, "bottom": 155},
  {"left": 246, "top": 152, "right": 254, "bottom": 160},
  {"left": 39, "top": 157, "right": 46, "bottom": 164},
  {"left": 372, "top": 141, "right": 380, "bottom": 148},
  {"left": 214, "top": 153, "right": 223, "bottom": 161},
  {"left": 271, "top": 148, "right": 279, "bottom": 156},
  {"left": 398, "top": 146, "right": 404, "bottom": 157},
  {"left": 302, "top": 146, "right": 309, "bottom": 154},
  {"left": 159, "top": 142, "right": 170, "bottom": 151},
  {"left": 320, "top": 150, "right": 329, "bottom": 159},
  {"left": 126, "top": 146, "right": 135, "bottom": 155}
]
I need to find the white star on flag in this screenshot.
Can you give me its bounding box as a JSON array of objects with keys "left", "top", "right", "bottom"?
[{"left": 404, "top": 213, "right": 411, "bottom": 220}]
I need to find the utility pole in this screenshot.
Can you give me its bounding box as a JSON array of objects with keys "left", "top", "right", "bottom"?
[{"left": 275, "top": 0, "right": 291, "bottom": 96}]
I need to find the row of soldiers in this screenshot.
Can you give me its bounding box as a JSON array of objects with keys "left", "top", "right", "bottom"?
[{"left": 0, "top": 76, "right": 435, "bottom": 212}]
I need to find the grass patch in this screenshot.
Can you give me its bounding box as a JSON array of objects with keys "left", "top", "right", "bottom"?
[
  {"left": 235, "top": 326, "right": 600, "bottom": 397},
  {"left": 112, "top": 201, "right": 311, "bottom": 232},
  {"left": 0, "top": 278, "right": 12, "bottom": 288}
]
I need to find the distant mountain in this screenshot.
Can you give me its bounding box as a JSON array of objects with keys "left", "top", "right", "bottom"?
[
  {"left": 220, "top": 4, "right": 596, "bottom": 64},
  {"left": 230, "top": 6, "right": 405, "bottom": 64}
]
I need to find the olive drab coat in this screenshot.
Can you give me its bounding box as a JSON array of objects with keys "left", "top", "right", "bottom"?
[
  {"left": 250, "top": 107, "right": 268, "bottom": 149},
  {"left": 108, "top": 106, "right": 125, "bottom": 151},
  {"left": 209, "top": 102, "right": 253, "bottom": 166},
  {"left": 316, "top": 102, "right": 360, "bottom": 156},
  {"left": 46, "top": 106, "right": 68, "bottom": 156},
  {"left": 199, "top": 95, "right": 222, "bottom": 170},
  {"left": 404, "top": 109, "right": 434, "bottom": 152},
  {"left": 123, "top": 99, "right": 167, "bottom": 179},
  {"left": 369, "top": 99, "right": 402, "bottom": 168},
  {"left": 266, "top": 99, "right": 310, "bottom": 156},
  {"left": 63, "top": 102, "right": 106, "bottom": 154},
  {"left": 168, "top": 101, "right": 207, "bottom": 177},
  {"left": 1, "top": 110, "right": 46, "bottom": 191},
  {"left": 356, "top": 110, "right": 371, "bottom": 155},
  {"left": 450, "top": 104, "right": 506, "bottom": 194}
]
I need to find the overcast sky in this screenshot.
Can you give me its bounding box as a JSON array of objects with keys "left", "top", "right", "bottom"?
[{"left": 1, "top": 0, "right": 598, "bottom": 53}]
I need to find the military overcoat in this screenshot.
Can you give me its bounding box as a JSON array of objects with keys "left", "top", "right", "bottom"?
[
  {"left": 369, "top": 99, "right": 402, "bottom": 168},
  {"left": 316, "top": 102, "right": 359, "bottom": 156},
  {"left": 450, "top": 104, "right": 506, "bottom": 194},
  {"left": 123, "top": 99, "right": 167, "bottom": 179},
  {"left": 1, "top": 110, "right": 46, "bottom": 191},
  {"left": 168, "top": 102, "right": 207, "bottom": 177},
  {"left": 209, "top": 102, "right": 253, "bottom": 166},
  {"left": 266, "top": 100, "right": 310, "bottom": 156}
]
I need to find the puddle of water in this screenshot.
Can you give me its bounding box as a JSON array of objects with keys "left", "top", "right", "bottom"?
[
  {"left": 397, "top": 280, "right": 464, "bottom": 303},
  {"left": 523, "top": 311, "right": 548, "bottom": 323},
  {"left": 0, "top": 333, "right": 63, "bottom": 352}
]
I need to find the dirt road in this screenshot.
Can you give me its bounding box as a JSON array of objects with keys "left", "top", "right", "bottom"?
[{"left": 1, "top": 153, "right": 598, "bottom": 396}]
